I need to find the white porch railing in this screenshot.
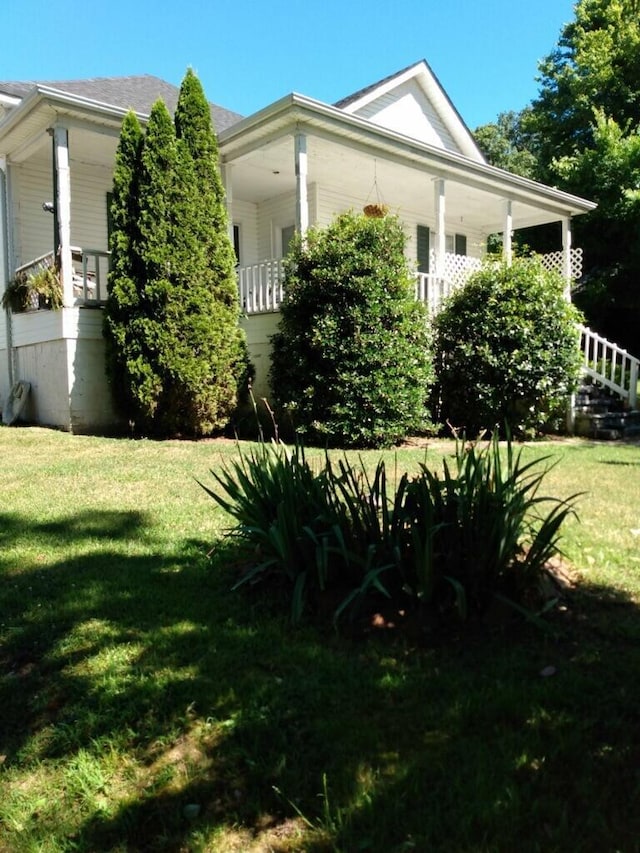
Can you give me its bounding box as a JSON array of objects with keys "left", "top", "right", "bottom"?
[
  {"left": 12, "top": 248, "right": 110, "bottom": 307},
  {"left": 578, "top": 324, "right": 639, "bottom": 409},
  {"left": 71, "top": 247, "right": 110, "bottom": 304},
  {"left": 237, "top": 249, "right": 583, "bottom": 317},
  {"left": 238, "top": 259, "right": 285, "bottom": 313}
]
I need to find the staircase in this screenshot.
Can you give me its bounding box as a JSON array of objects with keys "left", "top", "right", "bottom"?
[{"left": 573, "top": 325, "right": 640, "bottom": 439}]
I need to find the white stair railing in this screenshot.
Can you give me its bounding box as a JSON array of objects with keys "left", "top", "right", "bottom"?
[{"left": 578, "top": 323, "right": 639, "bottom": 409}]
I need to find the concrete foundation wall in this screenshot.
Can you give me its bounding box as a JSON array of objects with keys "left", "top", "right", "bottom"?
[{"left": 242, "top": 311, "right": 280, "bottom": 401}]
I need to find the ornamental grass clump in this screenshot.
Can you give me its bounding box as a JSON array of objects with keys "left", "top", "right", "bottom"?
[
  {"left": 203, "top": 432, "right": 579, "bottom": 629},
  {"left": 201, "top": 442, "right": 359, "bottom": 623}
]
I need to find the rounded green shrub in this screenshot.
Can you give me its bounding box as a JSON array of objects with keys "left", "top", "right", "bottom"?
[
  {"left": 270, "top": 211, "right": 433, "bottom": 448},
  {"left": 433, "top": 256, "right": 582, "bottom": 436}
]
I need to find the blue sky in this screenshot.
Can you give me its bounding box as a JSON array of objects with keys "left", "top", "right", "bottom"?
[{"left": 4, "top": 0, "right": 576, "bottom": 129}]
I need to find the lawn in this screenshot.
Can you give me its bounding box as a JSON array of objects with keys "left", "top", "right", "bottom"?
[{"left": 0, "top": 427, "right": 639, "bottom": 852}]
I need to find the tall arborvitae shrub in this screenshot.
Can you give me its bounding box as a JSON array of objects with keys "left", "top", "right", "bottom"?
[
  {"left": 170, "top": 68, "right": 248, "bottom": 434},
  {"left": 104, "top": 110, "right": 144, "bottom": 417},
  {"left": 270, "top": 211, "right": 433, "bottom": 448},
  {"left": 124, "top": 98, "right": 177, "bottom": 430},
  {"left": 104, "top": 71, "right": 248, "bottom": 436},
  {"left": 433, "top": 256, "right": 583, "bottom": 436}
]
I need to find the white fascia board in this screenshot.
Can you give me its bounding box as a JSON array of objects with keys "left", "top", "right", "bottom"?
[
  {"left": 0, "top": 85, "right": 146, "bottom": 142},
  {"left": 220, "top": 92, "right": 596, "bottom": 217}
]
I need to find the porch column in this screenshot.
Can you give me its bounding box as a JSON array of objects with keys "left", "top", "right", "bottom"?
[
  {"left": 562, "top": 216, "right": 572, "bottom": 301},
  {"left": 220, "top": 162, "right": 234, "bottom": 242},
  {"left": 52, "top": 126, "right": 73, "bottom": 307},
  {"left": 0, "top": 158, "right": 13, "bottom": 389},
  {"left": 503, "top": 200, "right": 513, "bottom": 266},
  {"left": 434, "top": 178, "right": 445, "bottom": 277},
  {"left": 294, "top": 132, "right": 309, "bottom": 236}
]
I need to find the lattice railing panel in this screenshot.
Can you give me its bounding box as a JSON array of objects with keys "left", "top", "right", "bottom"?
[{"left": 538, "top": 248, "right": 583, "bottom": 280}]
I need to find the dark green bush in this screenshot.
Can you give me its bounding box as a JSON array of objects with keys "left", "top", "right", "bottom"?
[
  {"left": 433, "top": 256, "right": 583, "bottom": 436},
  {"left": 270, "top": 211, "right": 433, "bottom": 448}
]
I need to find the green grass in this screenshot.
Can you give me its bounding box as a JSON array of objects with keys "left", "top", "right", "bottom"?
[{"left": 1, "top": 427, "right": 639, "bottom": 852}]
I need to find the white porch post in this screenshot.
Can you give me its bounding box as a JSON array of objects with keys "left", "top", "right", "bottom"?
[
  {"left": 220, "top": 162, "right": 234, "bottom": 242},
  {"left": 0, "top": 157, "right": 13, "bottom": 389},
  {"left": 295, "top": 133, "right": 309, "bottom": 236},
  {"left": 434, "top": 178, "right": 445, "bottom": 277},
  {"left": 562, "top": 216, "right": 572, "bottom": 301},
  {"left": 52, "top": 126, "right": 73, "bottom": 307},
  {"left": 294, "top": 132, "right": 309, "bottom": 236},
  {"left": 503, "top": 199, "right": 513, "bottom": 266}
]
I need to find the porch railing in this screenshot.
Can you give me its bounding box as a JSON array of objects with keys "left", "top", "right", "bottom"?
[
  {"left": 578, "top": 323, "right": 639, "bottom": 409},
  {"left": 238, "top": 258, "right": 284, "bottom": 313},
  {"left": 71, "top": 247, "right": 110, "bottom": 304},
  {"left": 11, "top": 248, "right": 110, "bottom": 308},
  {"left": 237, "top": 250, "right": 582, "bottom": 317}
]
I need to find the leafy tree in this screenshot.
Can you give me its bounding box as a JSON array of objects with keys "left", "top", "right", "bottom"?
[
  {"left": 487, "top": 0, "right": 640, "bottom": 350},
  {"left": 553, "top": 112, "right": 640, "bottom": 349},
  {"left": 524, "top": 0, "right": 640, "bottom": 175},
  {"left": 473, "top": 110, "right": 537, "bottom": 178},
  {"left": 104, "top": 72, "right": 248, "bottom": 436},
  {"left": 270, "top": 211, "right": 433, "bottom": 448},
  {"left": 433, "top": 257, "right": 582, "bottom": 437}
]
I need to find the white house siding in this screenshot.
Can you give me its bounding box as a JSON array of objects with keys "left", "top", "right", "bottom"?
[
  {"left": 257, "top": 191, "right": 296, "bottom": 260},
  {"left": 352, "top": 80, "right": 459, "bottom": 153},
  {"left": 10, "top": 158, "right": 53, "bottom": 269},
  {"left": 232, "top": 199, "right": 259, "bottom": 266},
  {"left": 10, "top": 156, "right": 111, "bottom": 271},
  {"left": 314, "top": 187, "right": 485, "bottom": 267},
  {"left": 256, "top": 184, "right": 319, "bottom": 259},
  {"left": 69, "top": 161, "right": 112, "bottom": 253},
  {"left": 241, "top": 311, "right": 280, "bottom": 399}
]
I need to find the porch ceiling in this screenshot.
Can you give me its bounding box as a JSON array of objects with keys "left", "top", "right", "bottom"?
[
  {"left": 226, "top": 132, "right": 568, "bottom": 234},
  {"left": 221, "top": 94, "right": 596, "bottom": 235}
]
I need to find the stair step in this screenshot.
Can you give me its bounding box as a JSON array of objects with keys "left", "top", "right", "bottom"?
[{"left": 574, "top": 408, "right": 639, "bottom": 439}]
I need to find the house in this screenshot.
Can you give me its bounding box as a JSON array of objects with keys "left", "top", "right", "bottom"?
[{"left": 0, "top": 61, "right": 621, "bottom": 433}]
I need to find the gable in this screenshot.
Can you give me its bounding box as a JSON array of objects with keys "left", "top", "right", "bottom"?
[
  {"left": 352, "top": 78, "right": 459, "bottom": 153},
  {"left": 336, "top": 61, "right": 485, "bottom": 163}
]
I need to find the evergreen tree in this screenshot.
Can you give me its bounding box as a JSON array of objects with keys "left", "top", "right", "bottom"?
[
  {"left": 104, "top": 71, "right": 248, "bottom": 436},
  {"left": 104, "top": 110, "right": 144, "bottom": 417},
  {"left": 170, "top": 68, "right": 247, "bottom": 433}
]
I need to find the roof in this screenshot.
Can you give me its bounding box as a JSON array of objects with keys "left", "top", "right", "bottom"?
[
  {"left": 334, "top": 62, "right": 421, "bottom": 109},
  {"left": 0, "top": 74, "right": 243, "bottom": 132}
]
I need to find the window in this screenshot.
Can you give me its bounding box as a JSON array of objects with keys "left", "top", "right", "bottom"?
[
  {"left": 417, "top": 225, "right": 430, "bottom": 273},
  {"left": 233, "top": 224, "right": 241, "bottom": 265},
  {"left": 281, "top": 224, "right": 295, "bottom": 258},
  {"left": 106, "top": 192, "right": 114, "bottom": 244}
]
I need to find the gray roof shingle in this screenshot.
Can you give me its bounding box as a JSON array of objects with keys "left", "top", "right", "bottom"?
[
  {"left": 334, "top": 62, "right": 421, "bottom": 109},
  {"left": 0, "top": 74, "right": 243, "bottom": 132}
]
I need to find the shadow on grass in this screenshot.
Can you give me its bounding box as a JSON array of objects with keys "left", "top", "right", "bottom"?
[{"left": 2, "top": 510, "right": 640, "bottom": 851}]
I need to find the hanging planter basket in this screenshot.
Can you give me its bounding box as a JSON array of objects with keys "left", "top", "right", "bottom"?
[{"left": 363, "top": 203, "right": 389, "bottom": 218}]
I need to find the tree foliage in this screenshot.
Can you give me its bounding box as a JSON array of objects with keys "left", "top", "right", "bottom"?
[
  {"left": 433, "top": 257, "right": 582, "bottom": 437},
  {"left": 104, "top": 71, "right": 247, "bottom": 436},
  {"left": 473, "top": 111, "right": 537, "bottom": 178},
  {"left": 474, "top": 0, "right": 640, "bottom": 351},
  {"left": 524, "top": 0, "right": 640, "bottom": 176},
  {"left": 270, "top": 212, "right": 433, "bottom": 448}
]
